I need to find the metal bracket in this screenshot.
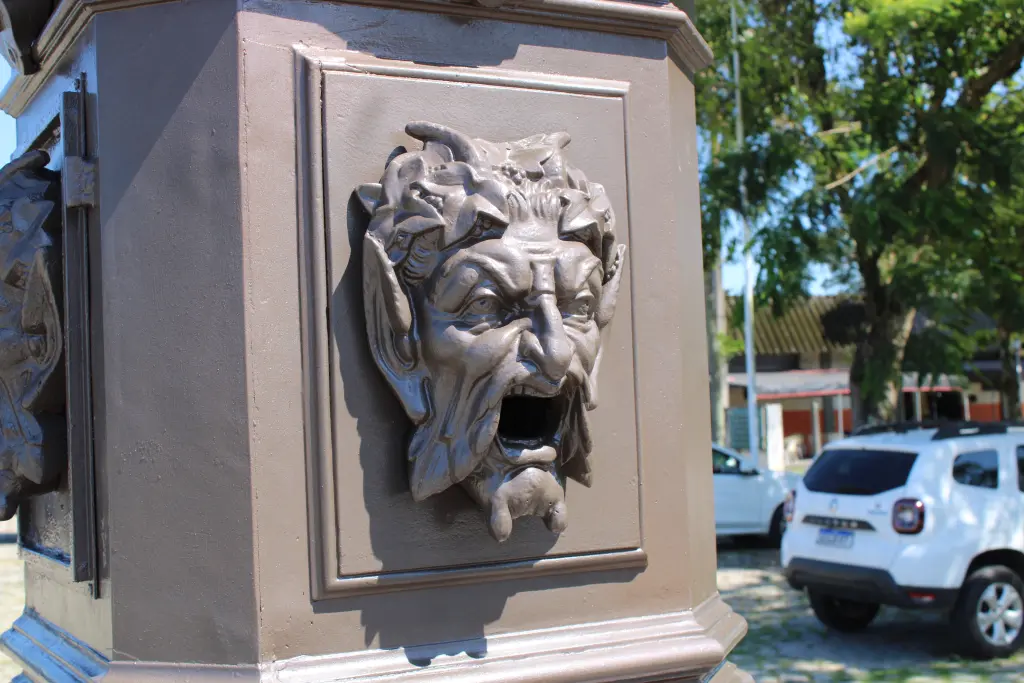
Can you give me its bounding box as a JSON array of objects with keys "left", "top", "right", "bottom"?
[
  {"left": 62, "top": 156, "right": 96, "bottom": 208},
  {"left": 62, "top": 76, "right": 100, "bottom": 597}
]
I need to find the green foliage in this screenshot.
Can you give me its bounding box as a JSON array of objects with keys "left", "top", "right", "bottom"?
[
  {"left": 693, "top": 0, "right": 1024, "bottom": 423},
  {"left": 717, "top": 331, "right": 746, "bottom": 359},
  {"left": 692, "top": 0, "right": 817, "bottom": 271}
]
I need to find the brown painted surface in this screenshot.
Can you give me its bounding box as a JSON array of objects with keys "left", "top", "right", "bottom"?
[
  {"left": 91, "top": 0, "right": 257, "bottom": 664},
  {"left": 668, "top": 48, "right": 720, "bottom": 605},
  {"left": 240, "top": 0, "right": 722, "bottom": 660}
]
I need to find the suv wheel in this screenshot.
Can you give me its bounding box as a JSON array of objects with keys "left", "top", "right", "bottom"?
[
  {"left": 952, "top": 565, "right": 1024, "bottom": 659},
  {"left": 808, "top": 590, "right": 880, "bottom": 632},
  {"left": 765, "top": 505, "right": 786, "bottom": 547}
]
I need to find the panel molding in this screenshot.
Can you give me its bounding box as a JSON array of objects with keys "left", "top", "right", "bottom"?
[
  {"left": 259, "top": 595, "right": 746, "bottom": 682},
  {"left": 296, "top": 49, "right": 646, "bottom": 600},
  {"left": 0, "top": 600, "right": 748, "bottom": 682},
  {"left": 319, "top": 0, "right": 714, "bottom": 72},
  {"left": 0, "top": 0, "right": 711, "bottom": 117}
]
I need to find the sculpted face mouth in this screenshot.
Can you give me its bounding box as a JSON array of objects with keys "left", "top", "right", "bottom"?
[
  {"left": 496, "top": 387, "right": 570, "bottom": 469},
  {"left": 456, "top": 383, "right": 578, "bottom": 543}
]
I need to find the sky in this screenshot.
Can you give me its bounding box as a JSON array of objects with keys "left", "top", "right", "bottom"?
[
  {"left": 722, "top": 259, "right": 751, "bottom": 295},
  {"left": 723, "top": 260, "right": 838, "bottom": 296},
  {"left": 713, "top": 15, "right": 860, "bottom": 298}
]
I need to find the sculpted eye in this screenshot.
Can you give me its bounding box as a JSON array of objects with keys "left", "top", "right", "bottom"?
[
  {"left": 466, "top": 296, "right": 501, "bottom": 316},
  {"left": 563, "top": 294, "right": 595, "bottom": 320},
  {"left": 458, "top": 290, "right": 513, "bottom": 326}
]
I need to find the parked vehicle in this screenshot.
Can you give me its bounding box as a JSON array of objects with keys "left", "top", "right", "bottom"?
[
  {"left": 713, "top": 444, "right": 800, "bottom": 546},
  {"left": 782, "top": 421, "right": 1024, "bottom": 659}
]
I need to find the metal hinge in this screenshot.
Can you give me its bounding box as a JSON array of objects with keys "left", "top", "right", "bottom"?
[{"left": 63, "top": 156, "right": 96, "bottom": 208}]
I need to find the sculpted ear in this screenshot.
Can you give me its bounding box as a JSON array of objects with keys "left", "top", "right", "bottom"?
[
  {"left": 595, "top": 244, "right": 627, "bottom": 328},
  {"left": 362, "top": 234, "right": 427, "bottom": 422},
  {"left": 356, "top": 184, "right": 383, "bottom": 215}
]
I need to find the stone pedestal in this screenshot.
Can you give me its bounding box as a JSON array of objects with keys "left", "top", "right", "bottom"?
[{"left": 0, "top": 1, "right": 749, "bottom": 680}]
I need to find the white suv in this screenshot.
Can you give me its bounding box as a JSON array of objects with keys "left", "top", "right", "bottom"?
[{"left": 781, "top": 422, "right": 1024, "bottom": 659}]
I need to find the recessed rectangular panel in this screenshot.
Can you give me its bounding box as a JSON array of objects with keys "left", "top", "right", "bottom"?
[{"left": 300, "top": 55, "right": 643, "bottom": 596}]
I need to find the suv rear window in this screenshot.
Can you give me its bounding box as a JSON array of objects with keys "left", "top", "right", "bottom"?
[{"left": 804, "top": 448, "right": 918, "bottom": 495}]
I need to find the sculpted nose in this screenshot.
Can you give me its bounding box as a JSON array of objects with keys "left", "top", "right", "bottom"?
[{"left": 522, "top": 297, "right": 574, "bottom": 381}]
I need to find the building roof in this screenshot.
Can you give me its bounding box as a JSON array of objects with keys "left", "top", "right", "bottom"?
[
  {"left": 723, "top": 296, "right": 1011, "bottom": 388},
  {"left": 728, "top": 296, "right": 854, "bottom": 356}
]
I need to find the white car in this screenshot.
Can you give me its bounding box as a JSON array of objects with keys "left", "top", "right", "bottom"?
[
  {"left": 782, "top": 422, "right": 1024, "bottom": 659},
  {"left": 713, "top": 444, "right": 800, "bottom": 546}
]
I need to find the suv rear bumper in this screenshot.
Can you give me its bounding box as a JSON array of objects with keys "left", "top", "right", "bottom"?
[{"left": 784, "top": 558, "right": 958, "bottom": 610}]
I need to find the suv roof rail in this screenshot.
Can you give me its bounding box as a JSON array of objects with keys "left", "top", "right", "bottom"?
[
  {"left": 851, "top": 420, "right": 948, "bottom": 437},
  {"left": 930, "top": 421, "right": 1024, "bottom": 441},
  {"left": 850, "top": 420, "right": 1024, "bottom": 438}
]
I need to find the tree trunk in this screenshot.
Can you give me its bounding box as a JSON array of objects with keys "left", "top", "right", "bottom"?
[
  {"left": 706, "top": 266, "right": 729, "bottom": 444},
  {"left": 997, "top": 327, "right": 1021, "bottom": 420},
  {"left": 848, "top": 307, "right": 917, "bottom": 428}
]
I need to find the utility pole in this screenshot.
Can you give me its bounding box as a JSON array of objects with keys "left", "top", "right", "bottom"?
[
  {"left": 706, "top": 263, "right": 728, "bottom": 445},
  {"left": 731, "top": 0, "right": 758, "bottom": 461}
]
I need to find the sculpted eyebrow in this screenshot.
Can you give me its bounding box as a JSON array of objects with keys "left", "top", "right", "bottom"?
[
  {"left": 559, "top": 258, "right": 602, "bottom": 296},
  {"left": 432, "top": 255, "right": 526, "bottom": 309}
]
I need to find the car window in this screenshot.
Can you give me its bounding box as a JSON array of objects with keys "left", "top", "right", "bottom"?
[
  {"left": 712, "top": 449, "right": 742, "bottom": 474},
  {"left": 953, "top": 450, "right": 1000, "bottom": 489},
  {"left": 803, "top": 449, "right": 918, "bottom": 495},
  {"left": 1016, "top": 446, "right": 1024, "bottom": 492}
]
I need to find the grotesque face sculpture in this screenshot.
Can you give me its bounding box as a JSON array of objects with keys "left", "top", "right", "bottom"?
[
  {"left": 0, "top": 150, "right": 64, "bottom": 520},
  {"left": 358, "top": 122, "right": 626, "bottom": 542}
]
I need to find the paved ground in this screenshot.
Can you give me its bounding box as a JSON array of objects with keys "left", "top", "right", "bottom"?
[{"left": 719, "top": 541, "right": 1024, "bottom": 681}]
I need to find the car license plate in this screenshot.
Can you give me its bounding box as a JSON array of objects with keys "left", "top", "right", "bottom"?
[{"left": 816, "top": 528, "right": 854, "bottom": 548}]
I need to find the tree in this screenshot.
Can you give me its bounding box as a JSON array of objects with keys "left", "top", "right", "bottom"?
[
  {"left": 691, "top": 0, "right": 812, "bottom": 442},
  {"left": 961, "top": 132, "right": 1024, "bottom": 418},
  {"left": 983, "top": 199, "right": 1024, "bottom": 420},
  {"left": 696, "top": 0, "right": 1024, "bottom": 426}
]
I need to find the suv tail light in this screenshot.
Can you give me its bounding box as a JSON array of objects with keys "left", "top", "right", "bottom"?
[
  {"left": 893, "top": 498, "right": 925, "bottom": 534},
  {"left": 783, "top": 490, "right": 796, "bottom": 523}
]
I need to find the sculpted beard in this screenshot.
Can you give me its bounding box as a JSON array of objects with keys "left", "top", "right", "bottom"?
[{"left": 405, "top": 311, "right": 598, "bottom": 542}]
